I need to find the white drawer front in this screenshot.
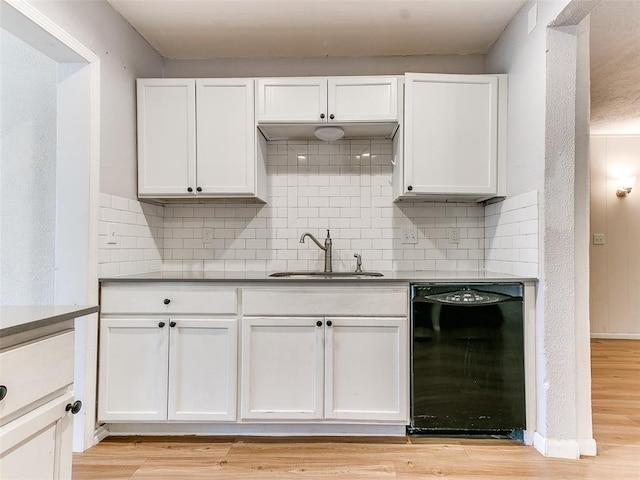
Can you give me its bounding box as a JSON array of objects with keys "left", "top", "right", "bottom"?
[
  {"left": 101, "top": 284, "right": 238, "bottom": 314},
  {"left": 242, "top": 287, "right": 408, "bottom": 316},
  {"left": 0, "top": 331, "right": 74, "bottom": 422}
]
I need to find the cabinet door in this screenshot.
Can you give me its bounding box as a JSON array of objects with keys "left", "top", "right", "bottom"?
[
  {"left": 241, "top": 317, "right": 324, "bottom": 420},
  {"left": 98, "top": 318, "right": 169, "bottom": 421},
  {"left": 168, "top": 318, "right": 237, "bottom": 421},
  {"left": 256, "top": 78, "right": 327, "bottom": 123},
  {"left": 0, "top": 392, "right": 74, "bottom": 480},
  {"left": 328, "top": 77, "right": 398, "bottom": 122},
  {"left": 404, "top": 73, "right": 498, "bottom": 196},
  {"left": 325, "top": 317, "right": 408, "bottom": 422},
  {"left": 196, "top": 79, "right": 256, "bottom": 195},
  {"left": 137, "top": 79, "right": 197, "bottom": 197}
]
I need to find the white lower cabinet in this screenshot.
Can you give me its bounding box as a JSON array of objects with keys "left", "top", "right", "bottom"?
[
  {"left": 0, "top": 392, "right": 74, "bottom": 480},
  {"left": 241, "top": 317, "right": 324, "bottom": 420},
  {"left": 325, "top": 317, "right": 407, "bottom": 422},
  {"left": 98, "top": 317, "right": 237, "bottom": 422},
  {"left": 0, "top": 329, "right": 76, "bottom": 480},
  {"left": 241, "top": 316, "right": 408, "bottom": 423}
]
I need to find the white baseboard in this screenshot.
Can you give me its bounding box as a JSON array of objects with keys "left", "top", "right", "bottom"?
[
  {"left": 578, "top": 438, "right": 597, "bottom": 456},
  {"left": 105, "top": 423, "right": 406, "bottom": 437},
  {"left": 591, "top": 333, "right": 640, "bottom": 340},
  {"left": 93, "top": 425, "right": 110, "bottom": 446},
  {"left": 533, "top": 432, "right": 596, "bottom": 459}
]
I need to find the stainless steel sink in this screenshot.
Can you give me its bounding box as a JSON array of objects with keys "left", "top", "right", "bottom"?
[{"left": 269, "top": 271, "right": 384, "bottom": 278}]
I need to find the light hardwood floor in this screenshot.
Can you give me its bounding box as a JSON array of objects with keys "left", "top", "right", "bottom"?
[{"left": 73, "top": 339, "right": 640, "bottom": 479}]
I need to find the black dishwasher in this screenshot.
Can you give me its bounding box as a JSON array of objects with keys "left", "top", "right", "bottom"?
[{"left": 409, "top": 283, "right": 525, "bottom": 437}]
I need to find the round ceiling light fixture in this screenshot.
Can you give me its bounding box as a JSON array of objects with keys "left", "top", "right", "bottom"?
[{"left": 314, "top": 126, "right": 344, "bottom": 142}]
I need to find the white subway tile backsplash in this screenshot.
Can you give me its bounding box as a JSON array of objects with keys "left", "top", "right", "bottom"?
[
  {"left": 484, "top": 191, "right": 539, "bottom": 277},
  {"left": 99, "top": 142, "right": 539, "bottom": 277}
]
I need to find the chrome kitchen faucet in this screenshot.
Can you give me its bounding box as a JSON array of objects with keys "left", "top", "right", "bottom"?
[{"left": 300, "top": 230, "right": 333, "bottom": 273}]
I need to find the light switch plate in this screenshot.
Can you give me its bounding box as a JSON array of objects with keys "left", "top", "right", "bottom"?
[
  {"left": 203, "top": 228, "right": 214, "bottom": 243},
  {"left": 593, "top": 233, "right": 605, "bottom": 245},
  {"left": 107, "top": 223, "right": 118, "bottom": 245}
]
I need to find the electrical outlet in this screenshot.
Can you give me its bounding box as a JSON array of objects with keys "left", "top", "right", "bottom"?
[
  {"left": 593, "top": 233, "right": 605, "bottom": 245},
  {"left": 203, "top": 228, "right": 214, "bottom": 243},
  {"left": 448, "top": 227, "right": 460, "bottom": 244},
  {"left": 401, "top": 227, "right": 418, "bottom": 244},
  {"left": 107, "top": 223, "right": 118, "bottom": 245}
]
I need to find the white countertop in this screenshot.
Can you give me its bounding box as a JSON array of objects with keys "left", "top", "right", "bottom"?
[
  {"left": 100, "top": 270, "right": 536, "bottom": 283},
  {"left": 0, "top": 305, "right": 99, "bottom": 338}
]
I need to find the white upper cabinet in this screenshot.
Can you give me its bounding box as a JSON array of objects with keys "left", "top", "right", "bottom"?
[
  {"left": 327, "top": 77, "right": 398, "bottom": 122},
  {"left": 256, "top": 78, "right": 327, "bottom": 123},
  {"left": 196, "top": 79, "right": 257, "bottom": 196},
  {"left": 397, "top": 73, "right": 506, "bottom": 201},
  {"left": 137, "top": 79, "right": 196, "bottom": 197},
  {"left": 256, "top": 76, "right": 399, "bottom": 129},
  {"left": 137, "top": 78, "right": 266, "bottom": 200}
]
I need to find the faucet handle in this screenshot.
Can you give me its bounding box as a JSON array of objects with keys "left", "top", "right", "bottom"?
[
  {"left": 326, "top": 229, "right": 331, "bottom": 238},
  {"left": 354, "top": 253, "right": 363, "bottom": 273}
]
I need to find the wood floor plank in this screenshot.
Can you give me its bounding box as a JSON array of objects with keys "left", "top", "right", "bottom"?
[{"left": 73, "top": 339, "right": 640, "bottom": 479}]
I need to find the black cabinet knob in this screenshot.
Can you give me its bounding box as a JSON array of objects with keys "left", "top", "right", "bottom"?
[
  {"left": 316, "top": 320, "right": 323, "bottom": 327},
  {"left": 329, "top": 114, "right": 335, "bottom": 120},
  {"left": 0, "top": 385, "right": 7, "bottom": 402},
  {"left": 326, "top": 320, "right": 333, "bottom": 327},
  {"left": 170, "top": 321, "right": 176, "bottom": 328},
  {"left": 158, "top": 321, "right": 166, "bottom": 328},
  {"left": 407, "top": 185, "right": 413, "bottom": 191},
  {"left": 320, "top": 113, "right": 325, "bottom": 119},
  {"left": 187, "top": 187, "right": 193, "bottom": 192},
  {"left": 163, "top": 298, "right": 171, "bottom": 305},
  {"left": 65, "top": 400, "right": 82, "bottom": 415},
  {"left": 196, "top": 187, "right": 202, "bottom": 192}
]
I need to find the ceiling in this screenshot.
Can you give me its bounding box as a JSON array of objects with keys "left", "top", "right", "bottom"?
[
  {"left": 590, "top": 0, "right": 640, "bottom": 134},
  {"left": 107, "top": 0, "right": 640, "bottom": 134},
  {"left": 106, "top": 0, "right": 527, "bottom": 59}
]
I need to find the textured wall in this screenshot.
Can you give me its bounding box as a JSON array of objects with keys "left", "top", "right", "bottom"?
[{"left": 0, "top": 29, "right": 57, "bottom": 304}]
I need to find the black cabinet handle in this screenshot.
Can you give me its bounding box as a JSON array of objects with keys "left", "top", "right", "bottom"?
[
  {"left": 65, "top": 400, "right": 82, "bottom": 415},
  {"left": 0, "top": 385, "right": 7, "bottom": 402},
  {"left": 329, "top": 114, "right": 335, "bottom": 120},
  {"left": 407, "top": 185, "right": 413, "bottom": 191},
  {"left": 196, "top": 187, "right": 202, "bottom": 192},
  {"left": 326, "top": 320, "right": 333, "bottom": 327},
  {"left": 158, "top": 321, "right": 166, "bottom": 328},
  {"left": 170, "top": 321, "right": 176, "bottom": 328},
  {"left": 187, "top": 187, "right": 193, "bottom": 192},
  {"left": 316, "top": 320, "right": 323, "bottom": 327},
  {"left": 320, "top": 113, "right": 325, "bottom": 119},
  {"left": 163, "top": 298, "right": 171, "bottom": 305}
]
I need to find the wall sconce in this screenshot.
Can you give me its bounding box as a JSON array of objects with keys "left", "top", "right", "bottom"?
[{"left": 616, "top": 176, "right": 636, "bottom": 198}]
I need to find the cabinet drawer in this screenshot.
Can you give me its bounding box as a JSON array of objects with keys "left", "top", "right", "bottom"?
[
  {"left": 101, "top": 284, "right": 238, "bottom": 314},
  {"left": 242, "top": 287, "right": 408, "bottom": 316},
  {"left": 0, "top": 331, "right": 74, "bottom": 423}
]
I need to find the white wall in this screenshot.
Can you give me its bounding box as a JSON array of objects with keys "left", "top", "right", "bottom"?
[
  {"left": 590, "top": 135, "right": 640, "bottom": 337},
  {"left": 163, "top": 55, "right": 487, "bottom": 78},
  {"left": 30, "top": 0, "right": 164, "bottom": 200},
  {"left": 487, "top": 3, "right": 554, "bottom": 196},
  {"left": 0, "top": 28, "right": 57, "bottom": 304}
]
